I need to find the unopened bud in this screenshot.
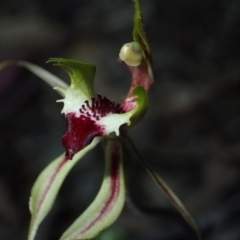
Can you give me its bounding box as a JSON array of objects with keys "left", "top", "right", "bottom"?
[{"left": 119, "top": 42, "right": 145, "bottom": 67}]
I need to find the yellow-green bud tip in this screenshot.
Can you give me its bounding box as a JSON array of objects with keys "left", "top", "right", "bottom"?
[{"left": 119, "top": 42, "right": 145, "bottom": 67}]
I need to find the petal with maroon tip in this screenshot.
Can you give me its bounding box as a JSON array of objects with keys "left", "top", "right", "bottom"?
[{"left": 60, "top": 139, "right": 125, "bottom": 240}]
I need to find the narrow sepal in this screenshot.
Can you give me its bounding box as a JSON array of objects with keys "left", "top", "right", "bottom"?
[
  {"left": 133, "top": 0, "right": 151, "bottom": 56},
  {"left": 27, "top": 138, "right": 101, "bottom": 240},
  {"left": 123, "top": 136, "right": 202, "bottom": 240},
  {"left": 60, "top": 139, "right": 125, "bottom": 240},
  {"left": 0, "top": 60, "right": 68, "bottom": 93}
]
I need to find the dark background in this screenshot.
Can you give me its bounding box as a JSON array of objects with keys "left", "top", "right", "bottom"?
[{"left": 1, "top": 0, "right": 240, "bottom": 239}]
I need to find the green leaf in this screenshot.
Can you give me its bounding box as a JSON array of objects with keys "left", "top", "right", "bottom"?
[
  {"left": 122, "top": 135, "right": 202, "bottom": 240},
  {"left": 133, "top": 0, "right": 151, "bottom": 56},
  {"left": 0, "top": 60, "right": 68, "bottom": 93},
  {"left": 60, "top": 139, "right": 125, "bottom": 240},
  {"left": 28, "top": 137, "right": 101, "bottom": 240},
  {"left": 48, "top": 58, "right": 96, "bottom": 99}
]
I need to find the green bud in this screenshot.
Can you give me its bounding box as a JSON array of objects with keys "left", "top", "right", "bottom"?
[{"left": 119, "top": 42, "right": 145, "bottom": 67}]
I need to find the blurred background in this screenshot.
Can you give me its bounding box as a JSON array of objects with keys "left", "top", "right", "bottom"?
[{"left": 1, "top": 0, "right": 240, "bottom": 239}]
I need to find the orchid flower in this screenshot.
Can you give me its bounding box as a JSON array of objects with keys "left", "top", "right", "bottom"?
[{"left": 0, "top": 1, "right": 202, "bottom": 240}]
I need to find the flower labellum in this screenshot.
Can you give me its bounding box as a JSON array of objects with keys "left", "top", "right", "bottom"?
[
  {"left": 50, "top": 58, "right": 145, "bottom": 160},
  {"left": 62, "top": 95, "right": 124, "bottom": 159}
]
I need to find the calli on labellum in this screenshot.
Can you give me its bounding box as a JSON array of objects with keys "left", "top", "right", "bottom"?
[
  {"left": 0, "top": 0, "right": 202, "bottom": 240},
  {"left": 50, "top": 58, "right": 147, "bottom": 160}
]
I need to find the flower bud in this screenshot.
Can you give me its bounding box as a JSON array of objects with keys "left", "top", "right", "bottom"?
[{"left": 119, "top": 42, "right": 145, "bottom": 67}]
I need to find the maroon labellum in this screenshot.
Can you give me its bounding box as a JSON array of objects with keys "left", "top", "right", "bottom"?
[{"left": 62, "top": 94, "right": 124, "bottom": 160}]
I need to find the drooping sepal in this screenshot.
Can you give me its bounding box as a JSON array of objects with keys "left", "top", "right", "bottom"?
[
  {"left": 60, "top": 139, "right": 125, "bottom": 240},
  {"left": 123, "top": 135, "right": 202, "bottom": 240},
  {"left": 27, "top": 138, "right": 101, "bottom": 240}
]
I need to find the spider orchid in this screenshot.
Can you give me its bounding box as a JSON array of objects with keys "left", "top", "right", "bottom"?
[{"left": 0, "top": 1, "right": 202, "bottom": 240}]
